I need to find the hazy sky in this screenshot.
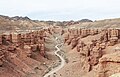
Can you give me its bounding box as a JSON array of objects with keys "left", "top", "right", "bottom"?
[{"left": 0, "top": 0, "right": 120, "bottom": 21}]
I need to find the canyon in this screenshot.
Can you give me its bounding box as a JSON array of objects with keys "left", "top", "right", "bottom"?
[{"left": 0, "top": 15, "right": 120, "bottom": 77}]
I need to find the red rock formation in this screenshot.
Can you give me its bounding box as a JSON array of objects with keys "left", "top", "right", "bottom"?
[
  {"left": 77, "top": 40, "right": 85, "bottom": 52},
  {"left": 98, "top": 52, "right": 120, "bottom": 77},
  {"left": 71, "top": 38, "right": 78, "bottom": 49},
  {"left": 63, "top": 28, "right": 120, "bottom": 77},
  {"left": 90, "top": 29, "right": 98, "bottom": 35},
  {"left": 0, "top": 29, "right": 49, "bottom": 77},
  {"left": 81, "top": 29, "right": 89, "bottom": 37}
]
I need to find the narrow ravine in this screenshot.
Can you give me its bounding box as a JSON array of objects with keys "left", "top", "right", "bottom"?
[{"left": 43, "top": 37, "right": 66, "bottom": 77}]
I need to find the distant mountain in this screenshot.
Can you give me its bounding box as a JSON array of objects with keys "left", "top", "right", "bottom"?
[
  {"left": 68, "top": 18, "right": 120, "bottom": 29},
  {"left": 0, "top": 15, "right": 51, "bottom": 33},
  {"left": 0, "top": 15, "right": 120, "bottom": 33},
  {"left": 79, "top": 19, "right": 93, "bottom": 22},
  {"left": 12, "top": 16, "right": 31, "bottom": 21}
]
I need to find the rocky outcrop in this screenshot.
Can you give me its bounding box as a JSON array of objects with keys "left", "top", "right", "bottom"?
[
  {"left": 63, "top": 28, "right": 120, "bottom": 77},
  {"left": 0, "top": 28, "right": 52, "bottom": 77},
  {"left": 98, "top": 52, "right": 120, "bottom": 77}
]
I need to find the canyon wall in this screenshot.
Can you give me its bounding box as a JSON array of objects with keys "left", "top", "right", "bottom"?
[
  {"left": 0, "top": 27, "right": 56, "bottom": 77},
  {"left": 63, "top": 28, "right": 120, "bottom": 77}
]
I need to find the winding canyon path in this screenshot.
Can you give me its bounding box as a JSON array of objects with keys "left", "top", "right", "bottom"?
[{"left": 44, "top": 37, "right": 65, "bottom": 77}]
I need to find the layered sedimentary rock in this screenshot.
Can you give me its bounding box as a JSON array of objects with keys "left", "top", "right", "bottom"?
[
  {"left": 0, "top": 28, "right": 53, "bottom": 77},
  {"left": 99, "top": 52, "right": 120, "bottom": 77},
  {"left": 63, "top": 28, "right": 120, "bottom": 77}
]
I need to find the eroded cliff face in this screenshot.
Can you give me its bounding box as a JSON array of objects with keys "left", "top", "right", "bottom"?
[
  {"left": 0, "top": 27, "right": 58, "bottom": 77},
  {"left": 61, "top": 28, "right": 120, "bottom": 77}
]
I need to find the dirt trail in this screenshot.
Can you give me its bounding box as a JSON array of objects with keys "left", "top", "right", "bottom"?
[{"left": 43, "top": 37, "right": 65, "bottom": 77}]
